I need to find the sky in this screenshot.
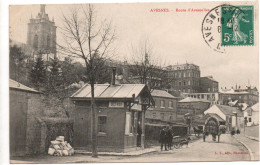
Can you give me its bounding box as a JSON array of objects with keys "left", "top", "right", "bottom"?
[{"left": 9, "top": 1, "right": 259, "bottom": 89}]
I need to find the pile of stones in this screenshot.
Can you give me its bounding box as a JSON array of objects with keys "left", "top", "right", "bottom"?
[{"left": 48, "top": 136, "right": 74, "bottom": 156}]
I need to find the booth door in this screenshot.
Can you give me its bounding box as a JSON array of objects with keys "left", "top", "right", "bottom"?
[{"left": 10, "top": 96, "right": 28, "bottom": 156}]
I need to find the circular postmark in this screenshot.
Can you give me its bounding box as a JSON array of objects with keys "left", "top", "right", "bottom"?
[{"left": 202, "top": 4, "right": 247, "bottom": 53}]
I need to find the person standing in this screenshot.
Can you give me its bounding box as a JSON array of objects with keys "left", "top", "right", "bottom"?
[
  {"left": 159, "top": 126, "right": 167, "bottom": 151},
  {"left": 137, "top": 121, "right": 142, "bottom": 147},
  {"left": 167, "top": 126, "right": 173, "bottom": 150}
]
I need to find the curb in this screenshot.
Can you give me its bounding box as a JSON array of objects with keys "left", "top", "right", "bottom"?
[
  {"left": 233, "top": 135, "right": 255, "bottom": 161},
  {"left": 75, "top": 148, "right": 158, "bottom": 156},
  {"left": 245, "top": 135, "right": 259, "bottom": 142}
]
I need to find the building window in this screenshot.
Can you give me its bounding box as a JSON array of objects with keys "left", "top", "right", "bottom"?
[
  {"left": 175, "top": 81, "right": 178, "bottom": 86},
  {"left": 179, "top": 72, "right": 181, "bottom": 78},
  {"left": 249, "top": 118, "right": 252, "bottom": 122},
  {"left": 183, "top": 81, "right": 186, "bottom": 86},
  {"left": 152, "top": 112, "right": 156, "bottom": 118},
  {"left": 98, "top": 116, "right": 107, "bottom": 134},
  {"left": 184, "top": 72, "right": 186, "bottom": 77},
  {"left": 160, "top": 100, "right": 165, "bottom": 108},
  {"left": 155, "top": 99, "right": 160, "bottom": 107},
  {"left": 188, "top": 72, "right": 191, "bottom": 77},
  {"left": 179, "top": 81, "right": 182, "bottom": 86},
  {"left": 188, "top": 80, "right": 191, "bottom": 85},
  {"left": 47, "top": 35, "right": 51, "bottom": 49},
  {"left": 169, "top": 101, "right": 173, "bottom": 108},
  {"left": 33, "top": 35, "right": 38, "bottom": 49},
  {"left": 109, "top": 101, "right": 124, "bottom": 108},
  {"left": 208, "top": 88, "right": 211, "bottom": 92},
  {"left": 160, "top": 113, "right": 165, "bottom": 120}
]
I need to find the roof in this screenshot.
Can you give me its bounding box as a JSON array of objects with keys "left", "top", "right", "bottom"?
[
  {"left": 151, "top": 89, "right": 176, "bottom": 99},
  {"left": 238, "top": 103, "right": 249, "bottom": 111},
  {"left": 71, "top": 84, "right": 149, "bottom": 100},
  {"left": 178, "top": 97, "right": 210, "bottom": 103},
  {"left": 9, "top": 79, "right": 40, "bottom": 93},
  {"left": 219, "top": 88, "right": 249, "bottom": 94},
  {"left": 215, "top": 104, "right": 243, "bottom": 117},
  {"left": 205, "top": 113, "right": 225, "bottom": 122},
  {"left": 201, "top": 76, "right": 218, "bottom": 82},
  {"left": 247, "top": 103, "right": 259, "bottom": 112}
]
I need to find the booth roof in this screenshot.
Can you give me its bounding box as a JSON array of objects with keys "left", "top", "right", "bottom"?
[
  {"left": 71, "top": 84, "right": 146, "bottom": 99},
  {"left": 9, "top": 79, "right": 40, "bottom": 93}
]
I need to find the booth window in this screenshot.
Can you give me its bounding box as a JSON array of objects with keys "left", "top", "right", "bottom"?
[{"left": 98, "top": 116, "right": 107, "bottom": 134}]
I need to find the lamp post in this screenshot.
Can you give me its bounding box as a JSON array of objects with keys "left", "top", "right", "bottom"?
[
  {"left": 184, "top": 113, "right": 192, "bottom": 135},
  {"left": 244, "top": 117, "right": 248, "bottom": 135},
  {"left": 233, "top": 111, "right": 238, "bottom": 130}
]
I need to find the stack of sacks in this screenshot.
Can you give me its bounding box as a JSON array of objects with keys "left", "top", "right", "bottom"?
[{"left": 48, "top": 136, "right": 74, "bottom": 156}]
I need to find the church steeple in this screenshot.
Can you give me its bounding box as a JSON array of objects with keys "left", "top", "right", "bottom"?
[
  {"left": 27, "top": 4, "right": 57, "bottom": 57},
  {"left": 40, "top": 4, "right": 46, "bottom": 14}
]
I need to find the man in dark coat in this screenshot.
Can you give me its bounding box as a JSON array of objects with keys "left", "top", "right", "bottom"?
[
  {"left": 167, "top": 126, "right": 174, "bottom": 150},
  {"left": 159, "top": 127, "right": 167, "bottom": 151},
  {"left": 137, "top": 121, "right": 142, "bottom": 147}
]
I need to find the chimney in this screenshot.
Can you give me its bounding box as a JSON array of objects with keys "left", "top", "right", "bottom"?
[{"left": 111, "top": 67, "right": 116, "bottom": 85}]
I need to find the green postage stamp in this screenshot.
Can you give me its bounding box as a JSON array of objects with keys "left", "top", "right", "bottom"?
[{"left": 221, "top": 6, "right": 254, "bottom": 46}]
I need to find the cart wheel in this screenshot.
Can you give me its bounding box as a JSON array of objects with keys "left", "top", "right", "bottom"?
[{"left": 174, "top": 143, "right": 181, "bottom": 149}]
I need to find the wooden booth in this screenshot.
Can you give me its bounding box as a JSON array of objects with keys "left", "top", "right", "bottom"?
[
  {"left": 71, "top": 83, "right": 154, "bottom": 152},
  {"left": 9, "top": 79, "right": 42, "bottom": 156}
]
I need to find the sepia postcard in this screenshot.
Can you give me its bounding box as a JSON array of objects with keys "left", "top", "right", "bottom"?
[{"left": 8, "top": 0, "right": 259, "bottom": 163}]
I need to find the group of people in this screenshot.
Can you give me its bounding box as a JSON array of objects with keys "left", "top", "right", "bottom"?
[{"left": 159, "top": 126, "right": 174, "bottom": 151}]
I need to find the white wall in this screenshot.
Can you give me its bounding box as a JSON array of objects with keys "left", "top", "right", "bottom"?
[
  {"left": 204, "top": 105, "right": 226, "bottom": 120},
  {"left": 252, "top": 111, "right": 259, "bottom": 125}
]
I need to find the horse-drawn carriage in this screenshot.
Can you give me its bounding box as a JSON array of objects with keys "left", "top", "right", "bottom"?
[
  {"left": 193, "top": 126, "right": 203, "bottom": 136},
  {"left": 172, "top": 136, "right": 191, "bottom": 149},
  {"left": 203, "top": 116, "right": 226, "bottom": 142}
]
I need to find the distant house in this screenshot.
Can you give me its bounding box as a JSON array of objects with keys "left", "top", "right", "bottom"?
[
  {"left": 219, "top": 86, "right": 259, "bottom": 106},
  {"left": 10, "top": 79, "right": 43, "bottom": 156},
  {"left": 177, "top": 97, "right": 211, "bottom": 117},
  {"left": 183, "top": 92, "right": 219, "bottom": 105},
  {"left": 70, "top": 79, "right": 154, "bottom": 152},
  {"left": 204, "top": 104, "right": 244, "bottom": 132},
  {"left": 244, "top": 103, "right": 259, "bottom": 126},
  {"left": 145, "top": 89, "right": 179, "bottom": 122}
]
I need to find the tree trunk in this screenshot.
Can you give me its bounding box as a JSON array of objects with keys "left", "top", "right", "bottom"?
[{"left": 91, "top": 82, "right": 98, "bottom": 157}]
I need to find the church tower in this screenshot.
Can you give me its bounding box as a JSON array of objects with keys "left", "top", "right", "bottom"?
[{"left": 27, "top": 4, "right": 56, "bottom": 58}]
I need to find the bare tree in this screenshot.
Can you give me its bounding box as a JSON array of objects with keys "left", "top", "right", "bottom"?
[
  {"left": 58, "top": 4, "right": 116, "bottom": 157},
  {"left": 126, "top": 39, "right": 167, "bottom": 90}
]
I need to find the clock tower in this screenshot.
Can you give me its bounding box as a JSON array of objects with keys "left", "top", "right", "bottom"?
[{"left": 27, "top": 4, "right": 56, "bottom": 58}]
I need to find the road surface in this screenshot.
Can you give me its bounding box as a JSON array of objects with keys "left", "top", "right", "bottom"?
[{"left": 11, "top": 134, "right": 250, "bottom": 163}]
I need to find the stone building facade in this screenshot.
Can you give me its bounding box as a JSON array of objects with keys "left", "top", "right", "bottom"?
[
  {"left": 27, "top": 4, "right": 56, "bottom": 58},
  {"left": 199, "top": 76, "right": 219, "bottom": 93},
  {"left": 166, "top": 63, "right": 201, "bottom": 93}
]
